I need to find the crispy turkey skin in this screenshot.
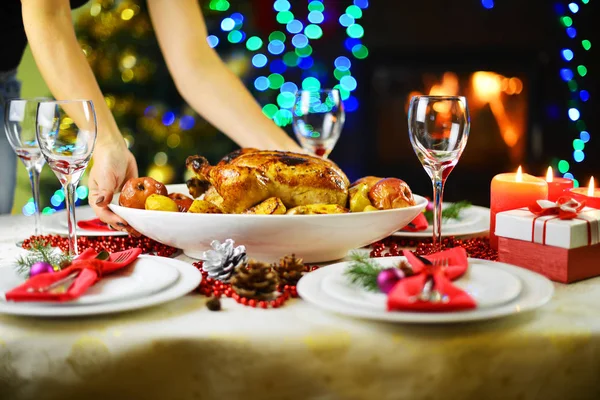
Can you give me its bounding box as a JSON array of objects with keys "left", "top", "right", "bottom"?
[{"left": 186, "top": 149, "right": 349, "bottom": 213}]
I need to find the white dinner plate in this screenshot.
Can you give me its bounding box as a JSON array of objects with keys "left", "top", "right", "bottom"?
[
  {"left": 392, "top": 204, "right": 490, "bottom": 238},
  {"left": 0, "top": 256, "right": 201, "bottom": 317},
  {"left": 42, "top": 206, "right": 128, "bottom": 237},
  {"left": 321, "top": 258, "right": 522, "bottom": 310},
  {"left": 297, "top": 257, "right": 553, "bottom": 324}
]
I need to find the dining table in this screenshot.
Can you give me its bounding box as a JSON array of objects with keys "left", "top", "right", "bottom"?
[{"left": 1, "top": 211, "right": 600, "bottom": 400}]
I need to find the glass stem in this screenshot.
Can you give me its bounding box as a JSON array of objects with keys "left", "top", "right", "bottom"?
[
  {"left": 431, "top": 170, "right": 445, "bottom": 253},
  {"left": 64, "top": 182, "right": 79, "bottom": 256},
  {"left": 28, "top": 167, "right": 42, "bottom": 236}
]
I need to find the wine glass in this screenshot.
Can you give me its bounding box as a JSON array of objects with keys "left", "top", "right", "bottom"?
[
  {"left": 292, "top": 89, "right": 345, "bottom": 158},
  {"left": 408, "top": 95, "right": 470, "bottom": 252},
  {"left": 36, "top": 100, "right": 97, "bottom": 255},
  {"left": 4, "top": 98, "right": 50, "bottom": 234}
]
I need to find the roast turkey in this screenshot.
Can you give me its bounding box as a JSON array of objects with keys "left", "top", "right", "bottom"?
[{"left": 185, "top": 148, "right": 350, "bottom": 213}]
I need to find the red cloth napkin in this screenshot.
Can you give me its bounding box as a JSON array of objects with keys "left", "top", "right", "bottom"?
[
  {"left": 77, "top": 218, "right": 113, "bottom": 232},
  {"left": 387, "top": 247, "right": 476, "bottom": 312},
  {"left": 402, "top": 213, "right": 429, "bottom": 232},
  {"left": 5, "top": 248, "right": 142, "bottom": 302}
]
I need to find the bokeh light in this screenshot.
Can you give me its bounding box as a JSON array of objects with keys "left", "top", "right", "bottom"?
[{"left": 252, "top": 53, "right": 268, "bottom": 68}]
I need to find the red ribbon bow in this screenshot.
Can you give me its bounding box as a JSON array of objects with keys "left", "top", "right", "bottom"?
[{"left": 528, "top": 196, "right": 586, "bottom": 220}]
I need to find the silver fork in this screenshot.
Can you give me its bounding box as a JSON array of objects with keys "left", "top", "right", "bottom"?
[{"left": 411, "top": 258, "right": 450, "bottom": 303}]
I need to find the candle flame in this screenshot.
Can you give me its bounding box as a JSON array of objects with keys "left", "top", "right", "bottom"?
[
  {"left": 588, "top": 177, "right": 595, "bottom": 197},
  {"left": 546, "top": 166, "right": 553, "bottom": 182},
  {"left": 515, "top": 166, "right": 523, "bottom": 182}
]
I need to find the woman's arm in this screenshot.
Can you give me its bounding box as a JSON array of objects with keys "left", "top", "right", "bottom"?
[
  {"left": 147, "top": 0, "right": 302, "bottom": 152},
  {"left": 21, "top": 0, "right": 139, "bottom": 234}
]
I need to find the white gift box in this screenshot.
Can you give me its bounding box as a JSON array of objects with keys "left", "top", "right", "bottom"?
[{"left": 495, "top": 207, "right": 600, "bottom": 249}]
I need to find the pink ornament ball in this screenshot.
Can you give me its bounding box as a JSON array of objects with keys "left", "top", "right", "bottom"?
[{"left": 29, "top": 262, "right": 55, "bottom": 278}]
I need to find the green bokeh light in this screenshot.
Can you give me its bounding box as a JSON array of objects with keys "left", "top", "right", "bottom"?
[
  {"left": 262, "top": 104, "right": 278, "bottom": 119},
  {"left": 558, "top": 160, "right": 570, "bottom": 174},
  {"left": 277, "top": 92, "right": 296, "bottom": 109},
  {"left": 268, "top": 73, "right": 285, "bottom": 89},
  {"left": 560, "top": 16, "right": 573, "bottom": 27},
  {"left": 577, "top": 65, "right": 588, "bottom": 77},
  {"left": 246, "top": 36, "right": 263, "bottom": 51},
  {"left": 334, "top": 68, "right": 351, "bottom": 80},
  {"left": 573, "top": 179, "right": 580, "bottom": 188},
  {"left": 269, "top": 31, "right": 286, "bottom": 42},
  {"left": 567, "top": 80, "right": 578, "bottom": 92},
  {"left": 333, "top": 84, "right": 350, "bottom": 100},
  {"left": 307, "top": 1, "right": 324, "bottom": 12},
  {"left": 276, "top": 11, "right": 294, "bottom": 24},
  {"left": 295, "top": 45, "right": 313, "bottom": 57},
  {"left": 227, "top": 30, "right": 243, "bottom": 43},
  {"left": 302, "top": 77, "right": 321, "bottom": 91},
  {"left": 346, "top": 5, "right": 363, "bottom": 19},
  {"left": 582, "top": 40, "right": 591, "bottom": 50},
  {"left": 209, "top": 0, "right": 230, "bottom": 11},
  {"left": 352, "top": 44, "right": 369, "bottom": 59},
  {"left": 346, "top": 24, "right": 364, "bottom": 39},
  {"left": 576, "top": 120, "right": 587, "bottom": 131},
  {"left": 573, "top": 139, "right": 585, "bottom": 151},
  {"left": 305, "top": 24, "right": 323, "bottom": 39},
  {"left": 273, "top": 109, "right": 293, "bottom": 127},
  {"left": 283, "top": 52, "right": 300, "bottom": 67}
]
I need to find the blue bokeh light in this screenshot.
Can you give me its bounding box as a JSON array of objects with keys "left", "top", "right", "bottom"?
[
  {"left": 573, "top": 150, "right": 585, "bottom": 162},
  {"left": 580, "top": 90, "right": 590, "bottom": 102},
  {"left": 580, "top": 131, "right": 590, "bottom": 143},
  {"left": 568, "top": 3, "right": 579, "bottom": 13},
  {"left": 308, "top": 11, "right": 324, "bottom": 24},
  {"left": 206, "top": 35, "right": 219, "bottom": 48},
  {"left": 344, "top": 96, "right": 359, "bottom": 112},
  {"left": 179, "top": 115, "right": 195, "bottom": 130},
  {"left": 280, "top": 82, "right": 299, "bottom": 94},
  {"left": 561, "top": 49, "right": 574, "bottom": 61},
  {"left": 340, "top": 75, "right": 357, "bottom": 91},
  {"left": 334, "top": 56, "right": 352, "bottom": 71},
  {"left": 566, "top": 27, "right": 577, "bottom": 38},
  {"left": 270, "top": 59, "right": 287, "bottom": 74},
  {"left": 344, "top": 38, "right": 361, "bottom": 51},
  {"left": 481, "top": 0, "right": 494, "bottom": 9},
  {"left": 221, "top": 18, "right": 235, "bottom": 32},
  {"left": 254, "top": 76, "right": 270, "bottom": 91},
  {"left": 563, "top": 172, "right": 574, "bottom": 180},
  {"left": 268, "top": 40, "right": 285, "bottom": 55},
  {"left": 354, "top": 0, "right": 369, "bottom": 8},
  {"left": 568, "top": 108, "right": 580, "bottom": 121},
  {"left": 162, "top": 111, "right": 176, "bottom": 126},
  {"left": 291, "top": 34, "right": 309, "bottom": 48},
  {"left": 230, "top": 12, "right": 244, "bottom": 26},
  {"left": 273, "top": 0, "right": 291, "bottom": 12},
  {"left": 252, "top": 53, "right": 268, "bottom": 68},
  {"left": 339, "top": 14, "right": 355, "bottom": 27},
  {"left": 298, "top": 56, "right": 314, "bottom": 70},
  {"left": 286, "top": 20, "right": 303, "bottom": 34},
  {"left": 560, "top": 68, "right": 574, "bottom": 81}
]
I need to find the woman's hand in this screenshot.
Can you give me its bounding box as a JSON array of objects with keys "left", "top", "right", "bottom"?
[{"left": 88, "top": 142, "right": 140, "bottom": 236}]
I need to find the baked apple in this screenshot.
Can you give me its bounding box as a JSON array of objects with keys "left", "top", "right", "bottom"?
[
  {"left": 350, "top": 176, "right": 383, "bottom": 192},
  {"left": 168, "top": 193, "right": 194, "bottom": 212},
  {"left": 145, "top": 194, "right": 179, "bottom": 212},
  {"left": 368, "top": 178, "right": 416, "bottom": 210},
  {"left": 119, "top": 177, "right": 168, "bottom": 209}
]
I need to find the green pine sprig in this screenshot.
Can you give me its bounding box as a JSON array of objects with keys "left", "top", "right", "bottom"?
[
  {"left": 14, "top": 239, "right": 73, "bottom": 278},
  {"left": 424, "top": 200, "right": 472, "bottom": 224},
  {"left": 343, "top": 251, "right": 385, "bottom": 292}
]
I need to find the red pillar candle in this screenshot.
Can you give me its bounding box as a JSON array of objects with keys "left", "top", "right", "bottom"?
[
  {"left": 569, "top": 176, "right": 600, "bottom": 209},
  {"left": 490, "top": 166, "right": 548, "bottom": 249},
  {"left": 542, "top": 166, "right": 574, "bottom": 201}
]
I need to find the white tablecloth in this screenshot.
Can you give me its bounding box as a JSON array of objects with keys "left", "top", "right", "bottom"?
[{"left": 1, "top": 213, "right": 600, "bottom": 400}]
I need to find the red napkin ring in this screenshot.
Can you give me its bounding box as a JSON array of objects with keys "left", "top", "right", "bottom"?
[
  {"left": 402, "top": 212, "right": 429, "bottom": 232},
  {"left": 386, "top": 247, "right": 476, "bottom": 312},
  {"left": 5, "top": 248, "right": 142, "bottom": 302},
  {"left": 77, "top": 218, "right": 113, "bottom": 232}
]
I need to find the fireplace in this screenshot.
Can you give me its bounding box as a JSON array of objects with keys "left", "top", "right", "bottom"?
[{"left": 354, "top": 50, "right": 540, "bottom": 206}]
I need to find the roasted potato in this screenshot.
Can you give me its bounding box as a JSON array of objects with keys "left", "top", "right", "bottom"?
[
  {"left": 363, "top": 205, "right": 378, "bottom": 212},
  {"left": 349, "top": 183, "right": 374, "bottom": 212},
  {"left": 145, "top": 194, "right": 179, "bottom": 212},
  {"left": 244, "top": 197, "right": 287, "bottom": 215},
  {"left": 368, "top": 178, "right": 416, "bottom": 210},
  {"left": 188, "top": 199, "right": 223, "bottom": 214},
  {"left": 286, "top": 204, "right": 349, "bottom": 215}
]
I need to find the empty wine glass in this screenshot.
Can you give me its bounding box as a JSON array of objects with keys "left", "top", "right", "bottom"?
[
  {"left": 36, "top": 100, "right": 97, "bottom": 255},
  {"left": 292, "top": 89, "right": 345, "bottom": 158},
  {"left": 408, "top": 95, "right": 470, "bottom": 252},
  {"left": 4, "top": 98, "right": 50, "bottom": 234}
]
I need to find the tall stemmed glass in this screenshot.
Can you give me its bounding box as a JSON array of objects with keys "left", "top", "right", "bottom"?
[
  {"left": 4, "top": 98, "right": 50, "bottom": 235},
  {"left": 408, "top": 96, "right": 470, "bottom": 252},
  {"left": 292, "top": 89, "right": 345, "bottom": 158},
  {"left": 36, "top": 100, "right": 97, "bottom": 255}
]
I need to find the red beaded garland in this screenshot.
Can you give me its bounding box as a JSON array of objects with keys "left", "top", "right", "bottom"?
[
  {"left": 369, "top": 236, "right": 498, "bottom": 261},
  {"left": 193, "top": 260, "right": 318, "bottom": 309},
  {"left": 21, "top": 235, "right": 178, "bottom": 258}
]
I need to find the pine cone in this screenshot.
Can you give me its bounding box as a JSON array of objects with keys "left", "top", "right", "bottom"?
[
  {"left": 230, "top": 260, "right": 279, "bottom": 300},
  {"left": 274, "top": 254, "right": 305, "bottom": 286}
]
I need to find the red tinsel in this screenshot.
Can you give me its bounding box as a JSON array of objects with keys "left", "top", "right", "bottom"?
[
  {"left": 21, "top": 235, "right": 178, "bottom": 258},
  {"left": 369, "top": 236, "right": 498, "bottom": 261}
]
